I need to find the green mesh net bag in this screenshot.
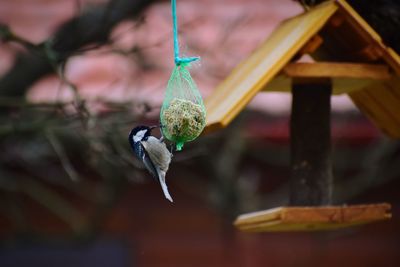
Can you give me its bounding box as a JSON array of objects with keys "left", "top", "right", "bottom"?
[
  {"left": 160, "top": 0, "right": 206, "bottom": 151},
  {"left": 160, "top": 62, "right": 206, "bottom": 151}
]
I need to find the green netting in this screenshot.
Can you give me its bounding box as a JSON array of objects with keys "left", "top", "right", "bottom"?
[
  {"left": 160, "top": 0, "right": 206, "bottom": 151},
  {"left": 160, "top": 62, "right": 206, "bottom": 151}
]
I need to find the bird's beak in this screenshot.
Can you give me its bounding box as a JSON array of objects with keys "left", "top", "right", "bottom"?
[{"left": 150, "top": 125, "right": 159, "bottom": 130}]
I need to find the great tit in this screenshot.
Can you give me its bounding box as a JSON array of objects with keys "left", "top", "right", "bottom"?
[{"left": 129, "top": 125, "right": 173, "bottom": 202}]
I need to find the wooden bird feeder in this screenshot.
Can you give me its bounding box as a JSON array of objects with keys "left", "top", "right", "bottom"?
[{"left": 204, "top": 0, "right": 398, "bottom": 232}]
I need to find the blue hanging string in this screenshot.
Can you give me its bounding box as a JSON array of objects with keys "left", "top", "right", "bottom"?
[{"left": 171, "top": 0, "right": 199, "bottom": 66}]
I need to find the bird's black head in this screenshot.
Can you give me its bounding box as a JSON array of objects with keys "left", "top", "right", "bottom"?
[
  {"left": 129, "top": 125, "right": 155, "bottom": 144},
  {"left": 129, "top": 125, "right": 157, "bottom": 159}
]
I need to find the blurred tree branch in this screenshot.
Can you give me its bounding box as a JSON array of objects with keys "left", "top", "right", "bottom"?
[{"left": 0, "top": 0, "right": 156, "bottom": 98}]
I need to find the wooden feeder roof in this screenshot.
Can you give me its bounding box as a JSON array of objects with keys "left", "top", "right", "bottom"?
[{"left": 205, "top": 0, "right": 400, "bottom": 137}]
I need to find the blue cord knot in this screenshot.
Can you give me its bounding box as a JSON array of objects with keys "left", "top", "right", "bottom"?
[{"left": 175, "top": 56, "right": 200, "bottom": 66}]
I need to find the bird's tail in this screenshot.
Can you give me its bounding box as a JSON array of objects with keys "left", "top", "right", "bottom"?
[{"left": 158, "top": 171, "right": 173, "bottom": 202}]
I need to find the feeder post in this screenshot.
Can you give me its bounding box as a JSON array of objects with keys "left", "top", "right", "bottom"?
[{"left": 289, "top": 80, "right": 333, "bottom": 206}]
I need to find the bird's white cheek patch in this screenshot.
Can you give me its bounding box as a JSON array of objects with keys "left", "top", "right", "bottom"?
[{"left": 133, "top": 129, "right": 147, "bottom": 142}]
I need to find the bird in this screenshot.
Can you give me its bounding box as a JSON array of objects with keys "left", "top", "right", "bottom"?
[{"left": 129, "top": 125, "right": 173, "bottom": 202}]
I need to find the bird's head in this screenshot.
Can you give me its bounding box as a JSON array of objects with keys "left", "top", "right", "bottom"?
[{"left": 129, "top": 125, "right": 157, "bottom": 144}]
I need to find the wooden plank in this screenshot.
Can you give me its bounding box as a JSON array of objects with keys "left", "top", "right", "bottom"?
[
  {"left": 204, "top": 1, "right": 338, "bottom": 131},
  {"left": 349, "top": 78, "right": 400, "bottom": 138},
  {"left": 281, "top": 204, "right": 391, "bottom": 223},
  {"left": 350, "top": 92, "right": 397, "bottom": 137},
  {"left": 263, "top": 74, "right": 381, "bottom": 95},
  {"left": 237, "top": 220, "right": 381, "bottom": 232},
  {"left": 234, "top": 203, "right": 391, "bottom": 232},
  {"left": 233, "top": 207, "right": 283, "bottom": 226},
  {"left": 298, "top": 35, "right": 324, "bottom": 55},
  {"left": 283, "top": 62, "right": 392, "bottom": 80},
  {"left": 353, "top": 45, "right": 383, "bottom": 61}
]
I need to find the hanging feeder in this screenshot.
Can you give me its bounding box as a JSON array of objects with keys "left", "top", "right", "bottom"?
[{"left": 160, "top": 0, "right": 206, "bottom": 151}]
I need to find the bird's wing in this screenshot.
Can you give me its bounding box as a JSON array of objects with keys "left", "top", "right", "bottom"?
[
  {"left": 142, "top": 137, "right": 171, "bottom": 172},
  {"left": 140, "top": 143, "right": 158, "bottom": 180},
  {"left": 141, "top": 138, "right": 173, "bottom": 202}
]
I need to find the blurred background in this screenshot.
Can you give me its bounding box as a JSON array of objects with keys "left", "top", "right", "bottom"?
[{"left": 0, "top": 0, "right": 399, "bottom": 266}]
